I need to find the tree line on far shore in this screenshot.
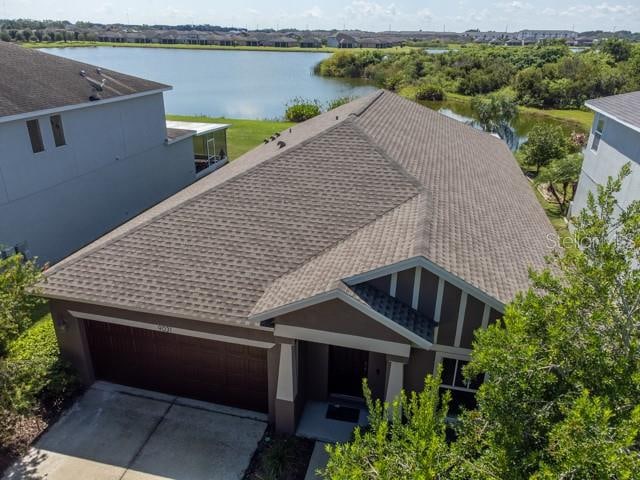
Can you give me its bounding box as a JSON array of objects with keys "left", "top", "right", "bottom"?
[{"left": 315, "top": 40, "right": 640, "bottom": 109}]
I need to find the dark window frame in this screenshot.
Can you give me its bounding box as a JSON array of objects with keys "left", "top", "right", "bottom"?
[
  {"left": 591, "top": 115, "right": 605, "bottom": 152},
  {"left": 50, "top": 114, "right": 66, "bottom": 147},
  {"left": 26, "top": 119, "right": 44, "bottom": 153},
  {"left": 439, "top": 355, "right": 483, "bottom": 416}
]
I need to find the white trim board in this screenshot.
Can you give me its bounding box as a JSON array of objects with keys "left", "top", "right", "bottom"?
[
  {"left": 274, "top": 324, "right": 410, "bottom": 358},
  {"left": 343, "top": 256, "right": 505, "bottom": 312},
  {"left": 585, "top": 103, "right": 640, "bottom": 135},
  {"left": 70, "top": 311, "right": 275, "bottom": 349},
  {"left": 454, "top": 292, "right": 468, "bottom": 347},
  {"left": 0, "top": 88, "right": 171, "bottom": 124},
  {"left": 45, "top": 293, "right": 272, "bottom": 332}
]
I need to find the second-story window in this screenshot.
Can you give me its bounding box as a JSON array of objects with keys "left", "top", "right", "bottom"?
[
  {"left": 26, "top": 119, "right": 44, "bottom": 153},
  {"left": 50, "top": 115, "right": 66, "bottom": 147},
  {"left": 591, "top": 116, "right": 605, "bottom": 152}
]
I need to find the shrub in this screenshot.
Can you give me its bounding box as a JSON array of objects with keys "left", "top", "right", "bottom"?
[
  {"left": 322, "top": 371, "right": 451, "bottom": 479},
  {"left": 284, "top": 98, "right": 321, "bottom": 122},
  {"left": 414, "top": 83, "right": 446, "bottom": 101},
  {"left": 327, "top": 96, "right": 355, "bottom": 110},
  {"left": 0, "top": 253, "right": 43, "bottom": 355},
  {"left": 1, "top": 318, "right": 77, "bottom": 414}
]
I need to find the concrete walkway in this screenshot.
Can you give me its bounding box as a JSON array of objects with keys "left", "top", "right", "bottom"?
[
  {"left": 304, "top": 442, "right": 329, "bottom": 480},
  {"left": 2, "top": 382, "right": 267, "bottom": 480}
]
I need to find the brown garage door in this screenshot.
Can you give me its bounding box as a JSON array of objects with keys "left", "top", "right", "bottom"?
[{"left": 84, "top": 320, "right": 268, "bottom": 412}]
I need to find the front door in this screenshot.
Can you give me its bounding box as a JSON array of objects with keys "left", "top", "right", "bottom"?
[{"left": 328, "top": 345, "right": 369, "bottom": 398}]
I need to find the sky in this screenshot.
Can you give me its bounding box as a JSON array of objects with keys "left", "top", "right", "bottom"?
[{"left": 2, "top": 0, "right": 640, "bottom": 32}]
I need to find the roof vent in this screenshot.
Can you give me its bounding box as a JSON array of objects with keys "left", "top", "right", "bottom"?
[
  {"left": 96, "top": 68, "right": 102, "bottom": 75},
  {"left": 79, "top": 70, "right": 87, "bottom": 77},
  {"left": 277, "top": 141, "right": 286, "bottom": 149},
  {"left": 86, "top": 77, "right": 106, "bottom": 92}
]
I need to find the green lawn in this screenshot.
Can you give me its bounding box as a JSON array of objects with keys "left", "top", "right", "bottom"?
[
  {"left": 519, "top": 105, "right": 594, "bottom": 132},
  {"left": 166, "top": 115, "right": 295, "bottom": 160}
]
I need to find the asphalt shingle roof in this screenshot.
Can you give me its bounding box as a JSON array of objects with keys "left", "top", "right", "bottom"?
[
  {"left": 42, "top": 90, "right": 557, "bottom": 334},
  {"left": 347, "top": 283, "right": 435, "bottom": 342},
  {"left": 586, "top": 91, "right": 640, "bottom": 132},
  {"left": 0, "top": 42, "right": 169, "bottom": 119}
]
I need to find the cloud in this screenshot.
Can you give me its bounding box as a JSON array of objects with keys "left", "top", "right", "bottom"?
[
  {"left": 494, "top": 0, "right": 534, "bottom": 11},
  {"left": 344, "top": 1, "right": 399, "bottom": 21},
  {"left": 417, "top": 8, "right": 433, "bottom": 20},
  {"left": 302, "top": 6, "right": 323, "bottom": 18},
  {"left": 556, "top": 3, "right": 640, "bottom": 18}
]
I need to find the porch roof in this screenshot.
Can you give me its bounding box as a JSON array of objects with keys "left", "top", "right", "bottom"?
[
  {"left": 165, "top": 120, "right": 230, "bottom": 136},
  {"left": 347, "top": 284, "right": 435, "bottom": 342}
]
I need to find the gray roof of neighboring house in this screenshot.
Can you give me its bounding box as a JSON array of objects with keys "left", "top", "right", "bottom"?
[
  {"left": 0, "top": 42, "right": 169, "bottom": 119},
  {"left": 585, "top": 91, "right": 640, "bottom": 132},
  {"left": 41, "top": 90, "right": 557, "bottom": 330}
]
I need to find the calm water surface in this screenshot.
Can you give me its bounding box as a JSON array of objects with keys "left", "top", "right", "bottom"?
[
  {"left": 420, "top": 99, "right": 586, "bottom": 151},
  {"left": 46, "top": 47, "right": 376, "bottom": 119}
]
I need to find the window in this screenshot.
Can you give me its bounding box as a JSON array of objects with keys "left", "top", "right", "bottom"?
[
  {"left": 50, "top": 115, "right": 66, "bottom": 147},
  {"left": 591, "top": 116, "right": 605, "bottom": 152},
  {"left": 26, "top": 119, "right": 44, "bottom": 153},
  {"left": 439, "top": 356, "right": 483, "bottom": 416}
]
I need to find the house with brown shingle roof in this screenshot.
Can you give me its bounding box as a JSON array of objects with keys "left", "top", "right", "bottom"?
[{"left": 41, "top": 91, "right": 557, "bottom": 436}]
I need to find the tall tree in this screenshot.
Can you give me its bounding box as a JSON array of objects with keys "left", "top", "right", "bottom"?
[
  {"left": 471, "top": 91, "right": 518, "bottom": 135},
  {"left": 521, "top": 124, "right": 568, "bottom": 174},
  {"left": 451, "top": 165, "right": 640, "bottom": 479},
  {"left": 535, "top": 153, "right": 583, "bottom": 215}
]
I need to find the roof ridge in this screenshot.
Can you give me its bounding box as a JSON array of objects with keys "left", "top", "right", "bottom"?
[
  {"left": 356, "top": 89, "right": 510, "bottom": 151},
  {"left": 349, "top": 89, "right": 385, "bottom": 117},
  {"left": 44, "top": 112, "right": 357, "bottom": 279},
  {"left": 348, "top": 117, "right": 424, "bottom": 191},
  {"left": 249, "top": 191, "right": 422, "bottom": 317}
]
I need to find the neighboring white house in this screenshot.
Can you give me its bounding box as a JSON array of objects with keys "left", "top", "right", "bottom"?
[
  {"left": 0, "top": 42, "right": 228, "bottom": 264},
  {"left": 571, "top": 91, "right": 640, "bottom": 218}
]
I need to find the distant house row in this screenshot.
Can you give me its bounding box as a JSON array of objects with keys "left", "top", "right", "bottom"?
[
  {"left": 95, "top": 30, "right": 326, "bottom": 48},
  {"left": 0, "top": 26, "right": 601, "bottom": 48},
  {"left": 93, "top": 30, "right": 410, "bottom": 49},
  {"left": 462, "top": 29, "right": 593, "bottom": 46}
]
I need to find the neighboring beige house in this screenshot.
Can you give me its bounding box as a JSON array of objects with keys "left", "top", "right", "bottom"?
[{"left": 41, "top": 91, "right": 556, "bottom": 435}]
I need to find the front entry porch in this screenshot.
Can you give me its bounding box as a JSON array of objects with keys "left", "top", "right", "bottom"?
[{"left": 273, "top": 327, "right": 410, "bottom": 436}]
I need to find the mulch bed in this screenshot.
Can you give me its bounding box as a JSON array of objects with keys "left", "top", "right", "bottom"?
[
  {"left": 0, "top": 411, "right": 48, "bottom": 472},
  {"left": 0, "top": 391, "right": 82, "bottom": 476},
  {"left": 244, "top": 428, "right": 315, "bottom": 480}
]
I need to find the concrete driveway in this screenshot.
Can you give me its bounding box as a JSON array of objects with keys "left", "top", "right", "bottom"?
[{"left": 2, "top": 382, "right": 267, "bottom": 480}]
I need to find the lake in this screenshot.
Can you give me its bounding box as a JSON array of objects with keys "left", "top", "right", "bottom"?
[
  {"left": 420, "top": 98, "right": 586, "bottom": 151},
  {"left": 46, "top": 47, "right": 376, "bottom": 119}
]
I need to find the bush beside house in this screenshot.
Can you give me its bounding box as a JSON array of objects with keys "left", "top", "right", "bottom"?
[{"left": 0, "top": 255, "right": 78, "bottom": 470}]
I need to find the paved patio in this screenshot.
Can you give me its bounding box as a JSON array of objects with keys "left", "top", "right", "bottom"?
[{"left": 2, "top": 382, "right": 267, "bottom": 480}]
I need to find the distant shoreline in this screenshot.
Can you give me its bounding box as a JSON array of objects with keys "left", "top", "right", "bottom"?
[{"left": 21, "top": 40, "right": 419, "bottom": 54}]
